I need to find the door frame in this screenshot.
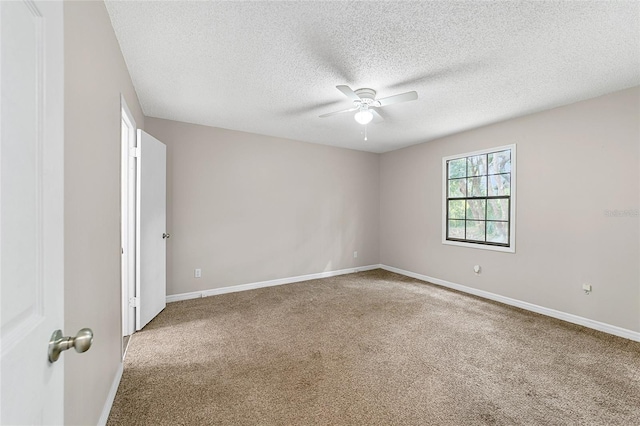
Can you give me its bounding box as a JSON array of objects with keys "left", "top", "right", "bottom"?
[{"left": 120, "top": 95, "right": 137, "bottom": 344}]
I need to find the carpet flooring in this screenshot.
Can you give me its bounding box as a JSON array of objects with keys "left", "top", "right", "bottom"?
[{"left": 107, "top": 269, "right": 640, "bottom": 425}]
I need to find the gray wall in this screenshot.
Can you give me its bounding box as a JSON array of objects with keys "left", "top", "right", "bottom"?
[
  {"left": 145, "top": 118, "right": 380, "bottom": 296},
  {"left": 64, "top": 2, "right": 144, "bottom": 424},
  {"left": 380, "top": 87, "right": 640, "bottom": 332}
]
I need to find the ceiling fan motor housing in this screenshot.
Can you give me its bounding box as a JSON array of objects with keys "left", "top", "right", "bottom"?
[{"left": 354, "top": 88, "right": 379, "bottom": 107}]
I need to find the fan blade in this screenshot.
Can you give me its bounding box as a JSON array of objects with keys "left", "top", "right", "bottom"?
[
  {"left": 388, "top": 60, "right": 487, "bottom": 90},
  {"left": 319, "top": 107, "right": 358, "bottom": 118},
  {"left": 281, "top": 99, "right": 342, "bottom": 116},
  {"left": 336, "top": 85, "right": 360, "bottom": 101},
  {"left": 301, "top": 32, "right": 355, "bottom": 83},
  {"left": 371, "top": 109, "right": 384, "bottom": 123},
  {"left": 377, "top": 91, "right": 418, "bottom": 107}
]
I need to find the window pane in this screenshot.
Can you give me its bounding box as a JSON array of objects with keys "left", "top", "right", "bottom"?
[
  {"left": 448, "top": 200, "right": 465, "bottom": 219},
  {"left": 467, "top": 155, "right": 487, "bottom": 177},
  {"left": 487, "top": 199, "right": 509, "bottom": 221},
  {"left": 467, "top": 176, "right": 487, "bottom": 197},
  {"left": 488, "top": 150, "right": 511, "bottom": 174},
  {"left": 448, "top": 178, "right": 466, "bottom": 198},
  {"left": 487, "top": 221, "right": 509, "bottom": 244},
  {"left": 448, "top": 158, "right": 466, "bottom": 179},
  {"left": 448, "top": 220, "right": 465, "bottom": 239},
  {"left": 466, "top": 220, "right": 485, "bottom": 241},
  {"left": 488, "top": 173, "right": 510, "bottom": 196},
  {"left": 466, "top": 199, "right": 486, "bottom": 220}
]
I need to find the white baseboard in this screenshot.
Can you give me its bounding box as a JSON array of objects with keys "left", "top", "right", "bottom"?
[
  {"left": 97, "top": 362, "right": 124, "bottom": 426},
  {"left": 380, "top": 264, "right": 640, "bottom": 342},
  {"left": 166, "top": 264, "right": 382, "bottom": 303},
  {"left": 166, "top": 289, "right": 204, "bottom": 303}
]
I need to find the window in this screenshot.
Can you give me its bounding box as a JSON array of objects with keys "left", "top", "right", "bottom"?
[{"left": 442, "top": 145, "right": 516, "bottom": 252}]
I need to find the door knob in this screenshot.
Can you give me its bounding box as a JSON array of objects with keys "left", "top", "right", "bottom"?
[
  {"left": 48, "top": 328, "right": 93, "bottom": 363},
  {"left": 162, "top": 233, "right": 170, "bottom": 239}
]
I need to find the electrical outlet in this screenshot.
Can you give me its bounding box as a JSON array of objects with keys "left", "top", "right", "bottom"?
[
  {"left": 195, "top": 268, "right": 202, "bottom": 278},
  {"left": 353, "top": 251, "right": 358, "bottom": 258}
]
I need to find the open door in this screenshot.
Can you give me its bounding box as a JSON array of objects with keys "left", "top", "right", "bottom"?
[
  {"left": 1, "top": 1, "right": 65, "bottom": 423},
  {"left": 136, "top": 130, "right": 167, "bottom": 330}
]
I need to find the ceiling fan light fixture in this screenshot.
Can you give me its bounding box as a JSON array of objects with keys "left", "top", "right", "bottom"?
[{"left": 354, "top": 108, "right": 373, "bottom": 125}]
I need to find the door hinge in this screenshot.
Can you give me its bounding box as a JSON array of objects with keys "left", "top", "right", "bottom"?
[
  {"left": 129, "top": 147, "right": 140, "bottom": 158},
  {"left": 129, "top": 297, "right": 140, "bottom": 308}
]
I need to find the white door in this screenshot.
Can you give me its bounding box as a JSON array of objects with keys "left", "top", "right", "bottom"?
[
  {"left": 1, "top": 0, "right": 65, "bottom": 424},
  {"left": 136, "top": 130, "right": 167, "bottom": 330}
]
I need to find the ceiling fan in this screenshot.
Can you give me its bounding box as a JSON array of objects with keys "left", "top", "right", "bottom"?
[{"left": 319, "top": 85, "right": 418, "bottom": 125}]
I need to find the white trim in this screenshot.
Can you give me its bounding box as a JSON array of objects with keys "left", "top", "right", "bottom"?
[
  {"left": 134, "top": 129, "right": 142, "bottom": 331},
  {"left": 120, "top": 94, "right": 136, "bottom": 129},
  {"left": 166, "top": 264, "right": 382, "bottom": 303},
  {"left": 380, "top": 264, "right": 640, "bottom": 342},
  {"left": 97, "top": 362, "right": 124, "bottom": 426},
  {"left": 166, "top": 289, "right": 203, "bottom": 303},
  {"left": 120, "top": 94, "right": 137, "bottom": 340},
  {"left": 442, "top": 144, "right": 516, "bottom": 253}
]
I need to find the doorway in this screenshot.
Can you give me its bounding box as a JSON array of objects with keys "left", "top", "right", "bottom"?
[{"left": 120, "top": 96, "right": 137, "bottom": 357}]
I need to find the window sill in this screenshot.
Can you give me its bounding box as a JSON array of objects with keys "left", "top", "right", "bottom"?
[{"left": 442, "top": 239, "right": 515, "bottom": 253}]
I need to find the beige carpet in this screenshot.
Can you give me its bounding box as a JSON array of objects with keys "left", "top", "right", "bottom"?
[{"left": 107, "top": 269, "right": 640, "bottom": 425}]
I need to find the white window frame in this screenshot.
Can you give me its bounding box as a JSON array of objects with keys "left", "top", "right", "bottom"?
[{"left": 442, "top": 144, "right": 516, "bottom": 253}]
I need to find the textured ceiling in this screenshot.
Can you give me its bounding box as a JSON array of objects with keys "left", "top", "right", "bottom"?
[{"left": 105, "top": 1, "right": 640, "bottom": 153}]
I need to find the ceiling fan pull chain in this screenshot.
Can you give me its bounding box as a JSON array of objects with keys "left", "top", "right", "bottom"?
[{"left": 364, "top": 124, "right": 368, "bottom": 141}]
